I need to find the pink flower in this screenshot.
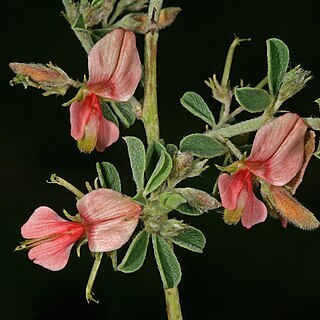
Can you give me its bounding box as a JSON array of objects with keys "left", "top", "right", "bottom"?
[
  {"left": 218, "top": 113, "right": 310, "bottom": 229},
  {"left": 70, "top": 28, "right": 142, "bottom": 153},
  {"left": 18, "top": 189, "right": 142, "bottom": 271}
]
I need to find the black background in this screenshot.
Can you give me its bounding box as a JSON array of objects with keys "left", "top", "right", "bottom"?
[{"left": 3, "top": 1, "right": 320, "bottom": 319}]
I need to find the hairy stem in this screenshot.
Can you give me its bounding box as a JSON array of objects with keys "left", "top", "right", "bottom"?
[
  {"left": 207, "top": 114, "right": 271, "bottom": 139},
  {"left": 142, "top": 1, "right": 183, "bottom": 319},
  {"left": 255, "top": 76, "right": 268, "bottom": 89},
  {"left": 221, "top": 37, "right": 250, "bottom": 88},
  {"left": 86, "top": 252, "right": 103, "bottom": 303},
  {"left": 48, "top": 174, "right": 85, "bottom": 199},
  {"left": 142, "top": 0, "right": 162, "bottom": 143},
  {"left": 165, "top": 288, "right": 183, "bottom": 320}
]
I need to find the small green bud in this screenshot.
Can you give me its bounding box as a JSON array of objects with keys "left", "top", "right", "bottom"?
[
  {"left": 278, "top": 65, "right": 312, "bottom": 102},
  {"left": 175, "top": 188, "right": 221, "bottom": 213},
  {"left": 205, "top": 74, "right": 232, "bottom": 105},
  {"left": 159, "top": 219, "right": 187, "bottom": 238}
]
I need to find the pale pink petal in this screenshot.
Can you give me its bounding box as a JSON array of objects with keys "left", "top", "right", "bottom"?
[
  {"left": 86, "top": 215, "right": 139, "bottom": 252},
  {"left": 241, "top": 180, "right": 267, "bottom": 229},
  {"left": 21, "top": 206, "right": 80, "bottom": 239},
  {"left": 246, "top": 113, "right": 301, "bottom": 162},
  {"left": 28, "top": 226, "right": 84, "bottom": 271},
  {"left": 218, "top": 170, "right": 249, "bottom": 210},
  {"left": 241, "top": 191, "right": 267, "bottom": 229},
  {"left": 88, "top": 28, "right": 142, "bottom": 101},
  {"left": 70, "top": 94, "right": 95, "bottom": 140},
  {"left": 246, "top": 113, "right": 307, "bottom": 186},
  {"left": 95, "top": 117, "right": 120, "bottom": 152},
  {"left": 77, "top": 189, "right": 142, "bottom": 252},
  {"left": 280, "top": 216, "right": 288, "bottom": 228}
]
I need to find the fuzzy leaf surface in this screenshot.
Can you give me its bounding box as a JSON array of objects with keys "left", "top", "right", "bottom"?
[
  {"left": 267, "top": 38, "right": 289, "bottom": 97},
  {"left": 235, "top": 88, "right": 271, "bottom": 113},
  {"left": 111, "top": 102, "right": 136, "bottom": 128},
  {"left": 124, "top": 136, "right": 146, "bottom": 192},
  {"left": 180, "top": 134, "right": 225, "bottom": 158},
  {"left": 152, "top": 234, "right": 182, "bottom": 289},
  {"left": 96, "top": 162, "right": 121, "bottom": 192},
  {"left": 117, "top": 230, "right": 150, "bottom": 273},
  {"left": 168, "top": 226, "right": 206, "bottom": 253},
  {"left": 180, "top": 92, "right": 215, "bottom": 126}
]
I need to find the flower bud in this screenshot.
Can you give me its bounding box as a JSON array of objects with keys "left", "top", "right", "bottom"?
[
  {"left": 9, "top": 62, "right": 71, "bottom": 96},
  {"left": 278, "top": 66, "right": 312, "bottom": 102},
  {"left": 176, "top": 187, "right": 221, "bottom": 213},
  {"left": 112, "top": 7, "right": 181, "bottom": 34},
  {"left": 159, "top": 219, "right": 187, "bottom": 238},
  {"left": 174, "top": 151, "right": 193, "bottom": 173},
  {"left": 261, "top": 184, "right": 319, "bottom": 230}
]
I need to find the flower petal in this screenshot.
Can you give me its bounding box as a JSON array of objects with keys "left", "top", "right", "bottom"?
[
  {"left": 70, "top": 93, "right": 96, "bottom": 140},
  {"left": 241, "top": 188, "right": 267, "bottom": 229},
  {"left": 88, "top": 28, "right": 142, "bottom": 101},
  {"left": 86, "top": 215, "right": 139, "bottom": 252},
  {"left": 77, "top": 189, "right": 142, "bottom": 252},
  {"left": 21, "top": 206, "right": 80, "bottom": 239},
  {"left": 95, "top": 117, "right": 120, "bottom": 152},
  {"left": 28, "top": 226, "right": 84, "bottom": 271},
  {"left": 77, "top": 109, "right": 99, "bottom": 153},
  {"left": 218, "top": 170, "right": 248, "bottom": 210},
  {"left": 246, "top": 113, "right": 307, "bottom": 186},
  {"left": 287, "top": 130, "right": 315, "bottom": 194}
]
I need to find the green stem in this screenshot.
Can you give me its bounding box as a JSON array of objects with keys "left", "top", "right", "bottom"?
[
  {"left": 221, "top": 37, "right": 251, "bottom": 88},
  {"left": 86, "top": 252, "right": 103, "bottom": 303},
  {"left": 48, "top": 174, "right": 84, "bottom": 199},
  {"left": 255, "top": 76, "right": 268, "bottom": 89},
  {"left": 165, "top": 288, "right": 183, "bottom": 320},
  {"left": 218, "top": 136, "right": 242, "bottom": 160},
  {"left": 142, "top": 1, "right": 183, "bottom": 319},
  {"left": 219, "top": 37, "right": 251, "bottom": 121},
  {"left": 142, "top": 0, "right": 162, "bottom": 144},
  {"left": 207, "top": 114, "right": 271, "bottom": 139},
  {"left": 73, "top": 30, "right": 94, "bottom": 54}
]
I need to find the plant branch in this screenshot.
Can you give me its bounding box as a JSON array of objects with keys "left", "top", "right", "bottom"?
[
  {"left": 141, "top": 0, "right": 162, "bottom": 144},
  {"left": 165, "top": 288, "right": 183, "bottom": 320},
  {"left": 141, "top": 1, "right": 183, "bottom": 319}
]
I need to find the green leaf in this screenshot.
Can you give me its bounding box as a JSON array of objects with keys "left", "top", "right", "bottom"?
[
  {"left": 159, "top": 192, "right": 187, "bottom": 211},
  {"left": 117, "top": 230, "right": 150, "bottom": 273},
  {"left": 305, "top": 118, "right": 320, "bottom": 131},
  {"left": 132, "top": 191, "right": 148, "bottom": 206},
  {"left": 72, "top": 14, "right": 86, "bottom": 29},
  {"left": 144, "top": 148, "right": 173, "bottom": 194},
  {"left": 110, "top": 102, "right": 136, "bottom": 128},
  {"left": 267, "top": 38, "right": 290, "bottom": 97},
  {"left": 166, "top": 143, "right": 178, "bottom": 158},
  {"left": 146, "top": 140, "right": 166, "bottom": 178},
  {"left": 124, "top": 137, "right": 146, "bottom": 192},
  {"left": 101, "top": 101, "right": 119, "bottom": 126},
  {"left": 96, "top": 162, "right": 121, "bottom": 192},
  {"left": 175, "top": 203, "right": 203, "bottom": 216},
  {"left": 168, "top": 226, "right": 206, "bottom": 253},
  {"left": 180, "top": 134, "right": 225, "bottom": 158},
  {"left": 235, "top": 87, "right": 271, "bottom": 113},
  {"left": 90, "top": 28, "right": 112, "bottom": 42},
  {"left": 180, "top": 92, "right": 215, "bottom": 126},
  {"left": 152, "top": 234, "right": 181, "bottom": 289}
]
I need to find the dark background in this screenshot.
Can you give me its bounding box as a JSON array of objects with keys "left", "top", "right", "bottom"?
[{"left": 3, "top": 0, "right": 320, "bottom": 319}]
